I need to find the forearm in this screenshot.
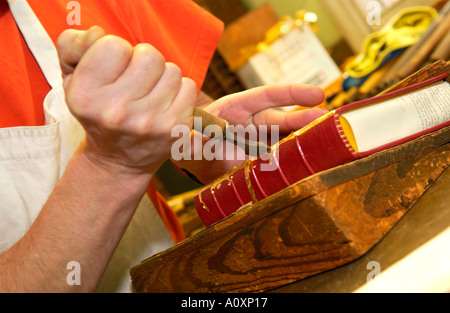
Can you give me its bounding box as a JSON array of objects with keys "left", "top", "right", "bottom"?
[{"left": 0, "top": 141, "right": 152, "bottom": 292}]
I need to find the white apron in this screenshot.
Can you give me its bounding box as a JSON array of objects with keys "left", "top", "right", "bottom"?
[{"left": 1, "top": 0, "right": 174, "bottom": 292}]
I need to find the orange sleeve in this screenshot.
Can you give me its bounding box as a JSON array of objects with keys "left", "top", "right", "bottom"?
[
  {"left": 123, "top": 0, "right": 224, "bottom": 91},
  {"left": 1, "top": 0, "right": 224, "bottom": 128},
  {"left": 146, "top": 180, "right": 186, "bottom": 244}
]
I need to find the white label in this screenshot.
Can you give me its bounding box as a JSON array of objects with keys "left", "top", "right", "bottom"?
[{"left": 237, "top": 26, "right": 341, "bottom": 93}]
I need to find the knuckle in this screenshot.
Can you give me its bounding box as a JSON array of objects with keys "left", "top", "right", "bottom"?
[
  {"left": 134, "top": 43, "right": 165, "bottom": 67},
  {"left": 102, "top": 104, "right": 127, "bottom": 128},
  {"left": 65, "top": 89, "right": 90, "bottom": 117},
  {"left": 178, "top": 77, "right": 198, "bottom": 104},
  {"left": 162, "top": 62, "right": 183, "bottom": 88},
  {"left": 99, "top": 35, "right": 132, "bottom": 59},
  {"left": 56, "top": 29, "right": 80, "bottom": 51},
  {"left": 57, "top": 30, "right": 84, "bottom": 71},
  {"left": 165, "top": 62, "right": 182, "bottom": 77},
  {"left": 181, "top": 77, "right": 197, "bottom": 92}
]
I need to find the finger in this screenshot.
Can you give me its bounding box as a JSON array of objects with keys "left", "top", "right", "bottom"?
[
  {"left": 164, "top": 77, "right": 198, "bottom": 127},
  {"left": 57, "top": 26, "right": 105, "bottom": 76},
  {"left": 73, "top": 35, "right": 133, "bottom": 88},
  {"left": 227, "top": 84, "right": 325, "bottom": 113},
  {"left": 133, "top": 77, "right": 197, "bottom": 135},
  {"left": 262, "top": 84, "right": 325, "bottom": 108},
  {"left": 252, "top": 107, "right": 328, "bottom": 133},
  {"left": 116, "top": 43, "right": 166, "bottom": 100},
  {"left": 116, "top": 62, "right": 183, "bottom": 129},
  {"left": 145, "top": 63, "right": 183, "bottom": 111}
]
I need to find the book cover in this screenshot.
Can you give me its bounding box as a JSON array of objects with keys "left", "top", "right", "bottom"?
[{"left": 194, "top": 74, "right": 450, "bottom": 226}]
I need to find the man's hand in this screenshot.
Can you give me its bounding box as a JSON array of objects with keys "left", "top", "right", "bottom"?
[
  {"left": 0, "top": 26, "right": 201, "bottom": 292},
  {"left": 57, "top": 26, "right": 198, "bottom": 175},
  {"left": 173, "top": 85, "right": 326, "bottom": 183},
  {"left": 206, "top": 84, "right": 326, "bottom": 133}
]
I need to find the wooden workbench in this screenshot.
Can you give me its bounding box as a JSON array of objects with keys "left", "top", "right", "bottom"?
[
  {"left": 272, "top": 167, "right": 450, "bottom": 293},
  {"left": 130, "top": 61, "right": 450, "bottom": 293}
]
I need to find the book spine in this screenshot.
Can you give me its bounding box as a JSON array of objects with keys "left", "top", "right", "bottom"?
[
  {"left": 195, "top": 74, "right": 449, "bottom": 226},
  {"left": 194, "top": 165, "right": 254, "bottom": 226},
  {"left": 195, "top": 113, "right": 357, "bottom": 226}
]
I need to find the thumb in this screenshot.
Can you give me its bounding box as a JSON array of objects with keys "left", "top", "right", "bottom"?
[
  {"left": 229, "top": 84, "right": 325, "bottom": 112},
  {"left": 57, "top": 26, "right": 106, "bottom": 77},
  {"left": 253, "top": 107, "right": 328, "bottom": 134},
  {"left": 208, "top": 84, "right": 326, "bottom": 133}
]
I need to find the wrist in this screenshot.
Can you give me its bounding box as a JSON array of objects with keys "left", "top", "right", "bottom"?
[{"left": 75, "top": 139, "right": 154, "bottom": 193}]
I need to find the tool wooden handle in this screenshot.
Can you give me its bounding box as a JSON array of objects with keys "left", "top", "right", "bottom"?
[
  {"left": 193, "top": 107, "right": 228, "bottom": 134},
  {"left": 193, "top": 107, "right": 271, "bottom": 157},
  {"left": 399, "top": 14, "right": 450, "bottom": 79},
  {"left": 430, "top": 31, "right": 450, "bottom": 61}
]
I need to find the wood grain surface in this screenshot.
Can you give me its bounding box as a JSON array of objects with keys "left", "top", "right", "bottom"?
[
  {"left": 131, "top": 125, "right": 450, "bottom": 292},
  {"left": 131, "top": 61, "right": 450, "bottom": 293}
]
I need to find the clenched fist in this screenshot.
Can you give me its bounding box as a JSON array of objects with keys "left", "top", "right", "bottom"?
[{"left": 56, "top": 26, "right": 197, "bottom": 175}]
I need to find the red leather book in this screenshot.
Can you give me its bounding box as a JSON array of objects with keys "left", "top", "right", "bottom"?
[{"left": 194, "top": 74, "right": 450, "bottom": 226}]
